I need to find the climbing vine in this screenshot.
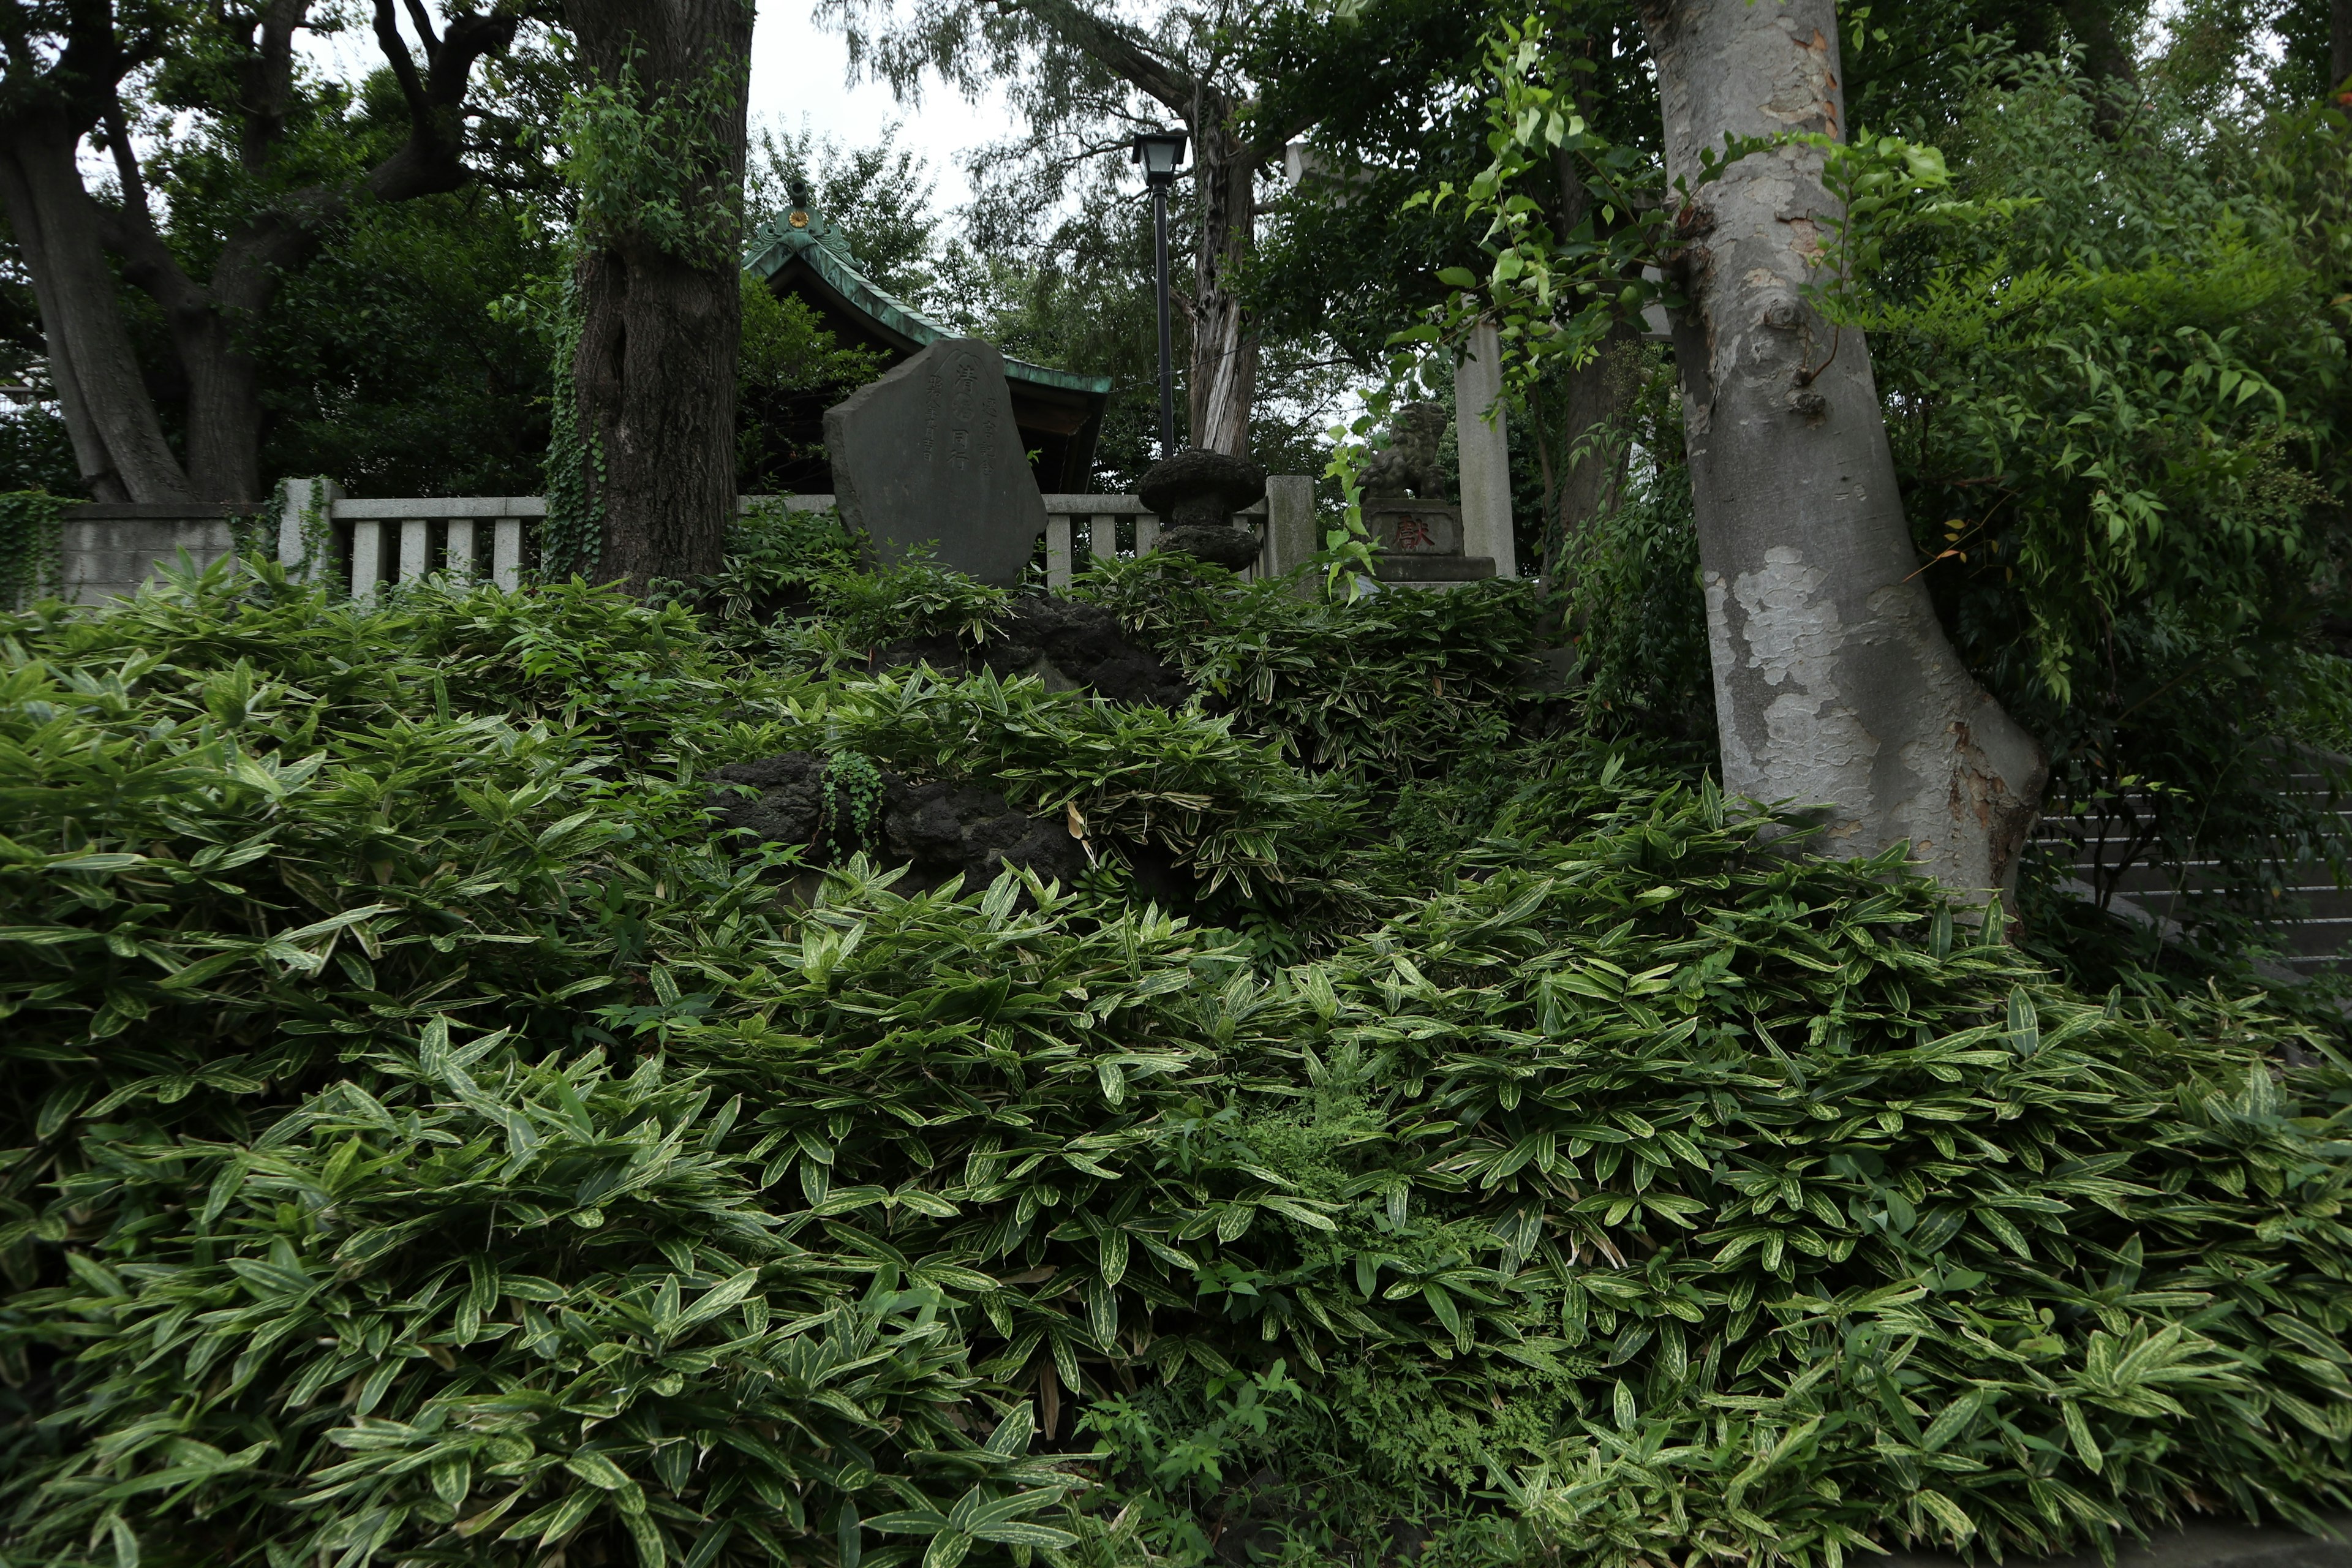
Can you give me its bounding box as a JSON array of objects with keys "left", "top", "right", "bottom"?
[
  {"left": 0, "top": 489, "right": 64, "bottom": 608},
  {"left": 538, "top": 274, "right": 605, "bottom": 583},
  {"left": 820, "top": 750, "right": 887, "bottom": 854}
]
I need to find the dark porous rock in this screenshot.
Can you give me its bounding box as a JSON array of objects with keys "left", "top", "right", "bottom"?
[
  {"left": 884, "top": 780, "right": 1088, "bottom": 891},
  {"left": 709, "top": 752, "right": 1087, "bottom": 897},
  {"left": 1156, "top": 524, "right": 1263, "bottom": 570},
  {"left": 707, "top": 753, "right": 831, "bottom": 848},
  {"left": 867, "top": 630, "right": 970, "bottom": 676},
  {"left": 981, "top": 596, "right": 1191, "bottom": 707},
  {"left": 823, "top": 337, "right": 1047, "bottom": 586},
  {"left": 1138, "top": 448, "right": 1267, "bottom": 531}
]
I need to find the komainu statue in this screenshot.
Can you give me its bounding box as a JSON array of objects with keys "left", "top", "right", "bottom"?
[{"left": 1357, "top": 402, "right": 1450, "bottom": 499}]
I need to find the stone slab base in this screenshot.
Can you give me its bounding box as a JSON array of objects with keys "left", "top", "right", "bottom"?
[{"left": 1373, "top": 554, "right": 1495, "bottom": 584}]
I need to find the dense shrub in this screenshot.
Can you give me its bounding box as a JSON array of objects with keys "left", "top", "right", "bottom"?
[{"left": 2, "top": 559, "right": 2349, "bottom": 1567}]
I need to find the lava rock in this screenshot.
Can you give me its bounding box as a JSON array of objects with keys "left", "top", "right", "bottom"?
[
  {"left": 883, "top": 779, "right": 1087, "bottom": 891},
  {"left": 981, "top": 597, "right": 1191, "bottom": 707},
  {"left": 707, "top": 753, "right": 829, "bottom": 847},
  {"left": 867, "top": 630, "right": 970, "bottom": 676},
  {"left": 1138, "top": 448, "right": 1268, "bottom": 531},
  {"left": 865, "top": 597, "right": 1191, "bottom": 707},
  {"left": 709, "top": 752, "right": 1088, "bottom": 896}
]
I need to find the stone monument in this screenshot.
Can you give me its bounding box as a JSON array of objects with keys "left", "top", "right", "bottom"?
[{"left": 823, "top": 338, "right": 1046, "bottom": 586}]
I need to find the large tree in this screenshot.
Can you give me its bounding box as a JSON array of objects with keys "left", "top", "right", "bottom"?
[
  {"left": 551, "top": 0, "right": 752, "bottom": 592},
  {"left": 1634, "top": 0, "right": 2047, "bottom": 894},
  {"left": 0, "top": 1, "right": 529, "bottom": 503}
]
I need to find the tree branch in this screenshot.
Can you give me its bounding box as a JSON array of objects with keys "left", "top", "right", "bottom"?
[
  {"left": 1009, "top": 0, "right": 1197, "bottom": 119},
  {"left": 372, "top": 0, "right": 434, "bottom": 123},
  {"left": 402, "top": 0, "right": 442, "bottom": 52},
  {"left": 100, "top": 97, "right": 151, "bottom": 224}
]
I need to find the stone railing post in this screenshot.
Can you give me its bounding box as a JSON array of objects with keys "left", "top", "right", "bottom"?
[
  {"left": 276, "top": 476, "right": 342, "bottom": 583},
  {"left": 1264, "top": 475, "right": 1316, "bottom": 582}
]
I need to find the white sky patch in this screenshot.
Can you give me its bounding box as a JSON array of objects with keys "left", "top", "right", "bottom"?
[{"left": 750, "top": 5, "right": 1003, "bottom": 209}]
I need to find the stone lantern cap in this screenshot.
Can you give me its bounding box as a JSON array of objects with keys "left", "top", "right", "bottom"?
[{"left": 1139, "top": 449, "right": 1268, "bottom": 531}]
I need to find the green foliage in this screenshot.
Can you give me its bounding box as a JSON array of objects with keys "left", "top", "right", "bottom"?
[
  {"left": 736, "top": 278, "right": 888, "bottom": 489},
  {"left": 5, "top": 558, "right": 2352, "bottom": 1568},
  {"left": 0, "top": 491, "right": 63, "bottom": 609},
  {"left": 683, "top": 499, "right": 860, "bottom": 632},
  {"left": 559, "top": 53, "right": 747, "bottom": 268},
  {"left": 1067, "top": 554, "right": 1550, "bottom": 780},
  {"left": 1863, "top": 56, "right": 2352, "bottom": 935},
  {"left": 539, "top": 274, "right": 605, "bottom": 583}
]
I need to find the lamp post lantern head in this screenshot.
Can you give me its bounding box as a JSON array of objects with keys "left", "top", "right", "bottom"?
[{"left": 1130, "top": 129, "right": 1188, "bottom": 188}]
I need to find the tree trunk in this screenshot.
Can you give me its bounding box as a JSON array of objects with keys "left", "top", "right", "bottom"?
[
  {"left": 1543, "top": 138, "right": 1642, "bottom": 582},
  {"left": 0, "top": 126, "right": 190, "bottom": 503},
  {"left": 2060, "top": 0, "right": 2137, "bottom": 86},
  {"left": 1548, "top": 322, "right": 1640, "bottom": 581},
  {"left": 1637, "top": 0, "right": 2046, "bottom": 897},
  {"left": 1188, "top": 110, "right": 1257, "bottom": 458},
  {"left": 562, "top": 0, "right": 752, "bottom": 593},
  {"left": 2335, "top": 0, "right": 2351, "bottom": 91}
]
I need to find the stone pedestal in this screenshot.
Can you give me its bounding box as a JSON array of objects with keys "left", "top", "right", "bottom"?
[{"left": 1362, "top": 496, "right": 1495, "bottom": 587}]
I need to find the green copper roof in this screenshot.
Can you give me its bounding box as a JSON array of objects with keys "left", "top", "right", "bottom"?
[{"left": 745, "top": 209, "right": 1115, "bottom": 398}]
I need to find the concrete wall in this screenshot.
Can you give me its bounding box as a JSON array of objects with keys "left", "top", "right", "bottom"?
[{"left": 59, "top": 505, "right": 257, "bottom": 606}]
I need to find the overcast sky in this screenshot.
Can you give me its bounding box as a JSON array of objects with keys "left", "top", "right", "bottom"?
[
  {"left": 287, "top": 5, "right": 1000, "bottom": 211},
  {"left": 748, "top": 5, "right": 1001, "bottom": 208}
]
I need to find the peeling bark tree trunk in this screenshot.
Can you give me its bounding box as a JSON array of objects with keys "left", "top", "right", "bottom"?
[
  {"left": 1000, "top": 0, "right": 1300, "bottom": 459},
  {"left": 562, "top": 0, "right": 752, "bottom": 593},
  {"left": 1186, "top": 105, "right": 1257, "bottom": 458},
  {"left": 1637, "top": 0, "right": 2046, "bottom": 897}
]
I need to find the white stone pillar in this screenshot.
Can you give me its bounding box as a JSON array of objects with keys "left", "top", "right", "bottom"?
[
  {"left": 276, "top": 476, "right": 342, "bottom": 582},
  {"left": 1455, "top": 323, "right": 1516, "bottom": 579},
  {"left": 1264, "top": 475, "right": 1316, "bottom": 582}
]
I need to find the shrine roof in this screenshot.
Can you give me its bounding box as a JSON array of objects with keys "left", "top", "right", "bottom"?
[{"left": 744, "top": 207, "right": 1114, "bottom": 398}]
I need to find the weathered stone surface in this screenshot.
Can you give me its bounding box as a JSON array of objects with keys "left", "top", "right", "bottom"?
[
  {"left": 867, "top": 597, "right": 1191, "bottom": 708},
  {"left": 1366, "top": 499, "right": 1463, "bottom": 554},
  {"left": 985, "top": 597, "right": 1193, "bottom": 706},
  {"left": 1371, "top": 554, "right": 1494, "bottom": 582},
  {"left": 709, "top": 752, "right": 1087, "bottom": 895},
  {"left": 1139, "top": 449, "right": 1267, "bottom": 530},
  {"left": 1357, "top": 401, "right": 1449, "bottom": 499},
  {"left": 1156, "top": 524, "right": 1262, "bottom": 570},
  {"left": 823, "top": 339, "right": 1046, "bottom": 586}
]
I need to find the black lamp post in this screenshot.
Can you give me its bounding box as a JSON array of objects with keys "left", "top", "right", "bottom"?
[{"left": 1131, "top": 127, "right": 1188, "bottom": 461}]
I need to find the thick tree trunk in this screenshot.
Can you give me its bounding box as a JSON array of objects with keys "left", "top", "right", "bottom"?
[
  {"left": 2334, "top": 0, "right": 2351, "bottom": 91},
  {"left": 562, "top": 0, "right": 752, "bottom": 593},
  {"left": 571, "top": 247, "right": 743, "bottom": 590},
  {"left": 0, "top": 127, "right": 190, "bottom": 502},
  {"left": 1548, "top": 322, "right": 1640, "bottom": 579},
  {"left": 1637, "top": 0, "right": 2046, "bottom": 896},
  {"left": 1188, "top": 114, "right": 1257, "bottom": 458},
  {"left": 0, "top": 2, "right": 517, "bottom": 505}
]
